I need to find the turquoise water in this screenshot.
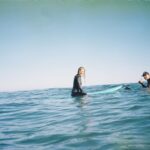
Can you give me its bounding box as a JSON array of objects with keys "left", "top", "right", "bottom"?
[{"left": 0, "top": 83, "right": 150, "bottom": 150}]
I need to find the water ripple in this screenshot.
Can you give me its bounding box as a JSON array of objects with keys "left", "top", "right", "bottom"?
[{"left": 0, "top": 83, "right": 150, "bottom": 150}]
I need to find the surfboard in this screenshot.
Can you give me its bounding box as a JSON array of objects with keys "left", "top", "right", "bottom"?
[{"left": 89, "top": 85, "right": 123, "bottom": 95}]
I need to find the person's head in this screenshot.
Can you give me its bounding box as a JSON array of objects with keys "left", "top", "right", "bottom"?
[
  {"left": 142, "top": 71, "right": 150, "bottom": 80},
  {"left": 77, "top": 67, "right": 85, "bottom": 77}
]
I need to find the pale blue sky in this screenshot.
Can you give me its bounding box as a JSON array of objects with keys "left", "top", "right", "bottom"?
[{"left": 0, "top": 0, "right": 150, "bottom": 91}]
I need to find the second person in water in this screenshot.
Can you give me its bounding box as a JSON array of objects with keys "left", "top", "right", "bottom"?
[
  {"left": 71, "top": 67, "right": 87, "bottom": 97},
  {"left": 139, "top": 71, "right": 150, "bottom": 88}
]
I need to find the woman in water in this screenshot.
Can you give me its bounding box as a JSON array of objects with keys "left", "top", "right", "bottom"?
[{"left": 71, "top": 67, "right": 87, "bottom": 97}]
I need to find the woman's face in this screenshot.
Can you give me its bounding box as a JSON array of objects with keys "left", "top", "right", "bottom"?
[
  {"left": 79, "top": 68, "right": 85, "bottom": 76},
  {"left": 143, "top": 74, "right": 150, "bottom": 80}
]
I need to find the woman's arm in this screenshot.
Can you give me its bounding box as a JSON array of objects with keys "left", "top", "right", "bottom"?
[
  {"left": 138, "top": 81, "right": 147, "bottom": 88},
  {"left": 77, "top": 76, "right": 83, "bottom": 92}
]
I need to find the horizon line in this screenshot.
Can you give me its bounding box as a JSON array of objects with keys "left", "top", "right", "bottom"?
[{"left": 0, "top": 81, "right": 137, "bottom": 93}]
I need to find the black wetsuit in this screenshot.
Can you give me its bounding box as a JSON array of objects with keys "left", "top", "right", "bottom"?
[
  {"left": 71, "top": 74, "right": 87, "bottom": 97},
  {"left": 139, "top": 79, "right": 150, "bottom": 88}
]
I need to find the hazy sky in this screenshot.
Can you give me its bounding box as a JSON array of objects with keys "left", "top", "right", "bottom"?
[{"left": 0, "top": 0, "right": 150, "bottom": 91}]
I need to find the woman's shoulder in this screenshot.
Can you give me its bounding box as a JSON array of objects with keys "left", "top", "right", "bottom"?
[{"left": 75, "top": 74, "right": 81, "bottom": 78}]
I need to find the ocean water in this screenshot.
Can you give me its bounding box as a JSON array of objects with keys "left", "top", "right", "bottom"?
[{"left": 0, "top": 83, "right": 150, "bottom": 150}]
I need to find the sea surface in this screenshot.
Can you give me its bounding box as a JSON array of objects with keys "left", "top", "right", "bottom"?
[{"left": 0, "top": 83, "right": 150, "bottom": 150}]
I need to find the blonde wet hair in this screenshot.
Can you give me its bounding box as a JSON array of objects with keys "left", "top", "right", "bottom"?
[{"left": 77, "top": 67, "right": 86, "bottom": 82}]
